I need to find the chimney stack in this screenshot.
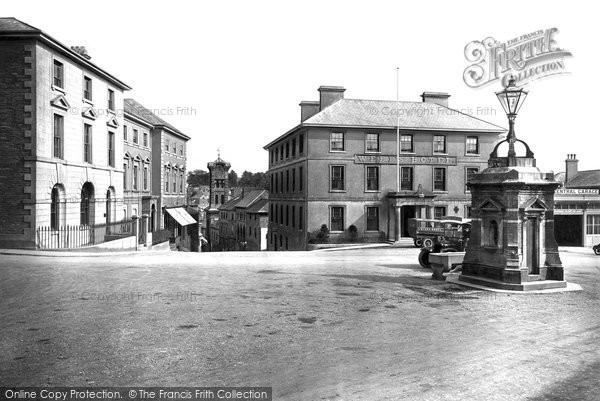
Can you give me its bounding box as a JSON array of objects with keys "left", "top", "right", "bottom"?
[
  {"left": 318, "top": 85, "right": 345, "bottom": 110},
  {"left": 565, "top": 154, "right": 579, "bottom": 183},
  {"left": 299, "top": 101, "right": 320, "bottom": 122},
  {"left": 71, "top": 46, "right": 91, "bottom": 60},
  {"left": 421, "top": 92, "right": 450, "bottom": 107}
]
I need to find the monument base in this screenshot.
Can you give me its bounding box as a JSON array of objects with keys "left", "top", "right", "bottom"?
[{"left": 458, "top": 274, "right": 567, "bottom": 291}]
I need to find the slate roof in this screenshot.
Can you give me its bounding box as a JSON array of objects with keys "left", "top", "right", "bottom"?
[
  {"left": 124, "top": 98, "right": 190, "bottom": 140},
  {"left": 218, "top": 195, "right": 243, "bottom": 211},
  {"left": 565, "top": 170, "right": 600, "bottom": 188},
  {"left": 0, "top": 17, "right": 40, "bottom": 32},
  {"left": 235, "top": 189, "right": 268, "bottom": 209},
  {"left": 246, "top": 198, "right": 269, "bottom": 214},
  {"left": 303, "top": 99, "right": 506, "bottom": 133},
  {"left": 0, "top": 18, "right": 130, "bottom": 90},
  {"left": 265, "top": 97, "right": 506, "bottom": 149}
]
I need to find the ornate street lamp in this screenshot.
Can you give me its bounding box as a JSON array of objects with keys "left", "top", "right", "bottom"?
[{"left": 495, "top": 76, "right": 528, "bottom": 161}]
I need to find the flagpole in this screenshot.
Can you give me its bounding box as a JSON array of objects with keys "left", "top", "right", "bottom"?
[{"left": 396, "top": 67, "right": 400, "bottom": 192}]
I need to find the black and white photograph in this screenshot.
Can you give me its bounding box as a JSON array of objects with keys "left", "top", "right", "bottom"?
[{"left": 0, "top": 1, "right": 599, "bottom": 400}]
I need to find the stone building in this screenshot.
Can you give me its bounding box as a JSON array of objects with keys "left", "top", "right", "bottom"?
[
  {"left": 264, "top": 85, "right": 505, "bottom": 251},
  {"left": 123, "top": 99, "right": 192, "bottom": 241},
  {"left": 0, "top": 18, "right": 131, "bottom": 248},
  {"left": 217, "top": 195, "right": 242, "bottom": 251},
  {"left": 123, "top": 100, "right": 155, "bottom": 229},
  {"left": 216, "top": 189, "right": 268, "bottom": 251},
  {"left": 554, "top": 154, "right": 600, "bottom": 247}
]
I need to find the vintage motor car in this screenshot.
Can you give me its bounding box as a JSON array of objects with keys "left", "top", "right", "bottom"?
[{"left": 407, "top": 217, "right": 471, "bottom": 268}]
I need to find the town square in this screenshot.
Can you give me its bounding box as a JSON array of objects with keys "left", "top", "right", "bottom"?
[
  {"left": 1, "top": 246, "right": 599, "bottom": 400},
  {"left": 1, "top": 0, "right": 599, "bottom": 400}
]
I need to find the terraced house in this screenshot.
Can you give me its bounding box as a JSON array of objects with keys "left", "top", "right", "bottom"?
[{"left": 264, "top": 85, "right": 505, "bottom": 251}]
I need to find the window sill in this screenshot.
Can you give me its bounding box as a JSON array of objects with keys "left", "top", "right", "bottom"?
[
  {"left": 52, "top": 85, "right": 66, "bottom": 94},
  {"left": 365, "top": 190, "right": 381, "bottom": 193},
  {"left": 433, "top": 152, "right": 448, "bottom": 156},
  {"left": 83, "top": 98, "right": 94, "bottom": 106},
  {"left": 365, "top": 151, "right": 382, "bottom": 154},
  {"left": 433, "top": 190, "right": 449, "bottom": 194},
  {"left": 107, "top": 109, "right": 116, "bottom": 115},
  {"left": 329, "top": 150, "right": 346, "bottom": 153},
  {"left": 329, "top": 190, "right": 346, "bottom": 193},
  {"left": 465, "top": 153, "right": 481, "bottom": 157}
]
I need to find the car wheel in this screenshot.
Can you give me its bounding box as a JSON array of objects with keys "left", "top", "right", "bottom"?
[
  {"left": 418, "top": 248, "right": 431, "bottom": 269},
  {"left": 414, "top": 239, "right": 423, "bottom": 248},
  {"left": 422, "top": 238, "right": 434, "bottom": 249},
  {"left": 594, "top": 246, "right": 600, "bottom": 256}
]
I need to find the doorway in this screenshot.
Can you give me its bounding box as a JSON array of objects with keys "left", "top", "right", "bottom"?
[
  {"left": 401, "top": 206, "right": 416, "bottom": 237},
  {"left": 151, "top": 204, "right": 156, "bottom": 232}
]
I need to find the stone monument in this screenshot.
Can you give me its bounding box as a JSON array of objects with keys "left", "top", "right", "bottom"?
[{"left": 459, "top": 77, "right": 566, "bottom": 291}]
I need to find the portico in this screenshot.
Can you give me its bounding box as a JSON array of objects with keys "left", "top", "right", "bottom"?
[{"left": 387, "top": 186, "right": 437, "bottom": 242}]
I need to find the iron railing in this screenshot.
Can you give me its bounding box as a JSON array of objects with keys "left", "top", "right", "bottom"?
[{"left": 36, "top": 219, "right": 135, "bottom": 250}]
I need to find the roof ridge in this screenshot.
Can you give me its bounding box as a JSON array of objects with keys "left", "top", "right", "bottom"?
[
  {"left": 343, "top": 98, "right": 424, "bottom": 104},
  {"left": 435, "top": 103, "right": 507, "bottom": 131}
]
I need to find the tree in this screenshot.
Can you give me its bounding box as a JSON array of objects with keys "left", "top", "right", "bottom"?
[
  {"left": 187, "top": 169, "right": 210, "bottom": 186},
  {"left": 228, "top": 170, "right": 238, "bottom": 187},
  {"left": 253, "top": 172, "right": 269, "bottom": 190},
  {"left": 238, "top": 171, "right": 255, "bottom": 187}
]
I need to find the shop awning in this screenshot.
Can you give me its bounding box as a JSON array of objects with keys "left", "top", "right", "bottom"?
[{"left": 165, "top": 207, "right": 197, "bottom": 226}]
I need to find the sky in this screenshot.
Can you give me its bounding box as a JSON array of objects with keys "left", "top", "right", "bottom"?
[{"left": 4, "top": 0, "right": 598, "bottom": 175}]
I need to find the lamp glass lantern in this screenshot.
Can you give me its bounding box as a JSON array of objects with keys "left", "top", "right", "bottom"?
[{"left": 495, "top": 76, "right": 528, "bottom": 117}]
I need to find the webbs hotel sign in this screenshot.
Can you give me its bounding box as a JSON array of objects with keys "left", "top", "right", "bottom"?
[{"left": 354, "top": 154, "right": 457, "bottom": 165}]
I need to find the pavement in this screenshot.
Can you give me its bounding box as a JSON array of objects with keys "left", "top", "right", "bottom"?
[{"left": 0, "top": 247, "right": 599, "bottom": 400}]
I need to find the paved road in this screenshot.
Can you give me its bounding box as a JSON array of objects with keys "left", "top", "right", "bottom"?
[{"left": 1, "top": 247, "right": 599, "bottom": 400}]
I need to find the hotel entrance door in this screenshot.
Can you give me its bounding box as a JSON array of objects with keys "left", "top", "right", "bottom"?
[{"left": 401, "top": 206, "right": 416, "bottom": 237}]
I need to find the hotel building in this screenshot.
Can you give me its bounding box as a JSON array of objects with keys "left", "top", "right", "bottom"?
[{"left": 264, "top": 85, "right": 505, "bottom": 250}]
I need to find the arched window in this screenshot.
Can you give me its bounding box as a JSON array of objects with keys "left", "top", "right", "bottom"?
[
  {"left": 51, "top": 186, "right": 60, "bottom": 229},
  {"left": 80, "top": 182, "right": 95, "bottom": 225},
  {"left": 220, "top": 194, "right": 224, "bottom": 204},
  {"left": 215, "top": 194, "right": 219, "bottom": 204}
]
